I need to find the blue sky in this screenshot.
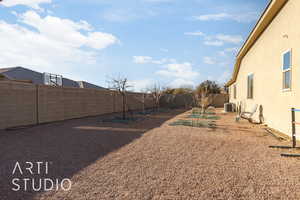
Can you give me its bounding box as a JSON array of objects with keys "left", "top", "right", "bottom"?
[{"left": 0, "top": 0, "right": 269, "bottom": 91}]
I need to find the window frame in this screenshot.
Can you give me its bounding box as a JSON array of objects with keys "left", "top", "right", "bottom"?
[
  {"left": 233, "top": 84, "right": 237, "bottom": 99},
  {"left": 282, "top": 49, "right": 292, "bottom": 91},
  {"left": 247, "top": 73, "right": 254, "bottom": 99}
]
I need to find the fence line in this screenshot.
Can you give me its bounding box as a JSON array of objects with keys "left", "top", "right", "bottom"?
[
  {"left": 160, "top": 93, "right": 229, "bottom": 109},
  {"left": 0, "top": 81, "right": 154, "bottom": 130}
]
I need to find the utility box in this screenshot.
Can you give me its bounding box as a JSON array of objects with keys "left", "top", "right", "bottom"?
[{"left": 224, "top": 103, "right": 234, "bottom": 112}]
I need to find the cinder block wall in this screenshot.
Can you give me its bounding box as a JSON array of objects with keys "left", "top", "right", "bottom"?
[
  {"left": 0, "top": 81, "right": 37, "bottom": 129},
  {"left": 0, "top": 81, "right": 154, "bottom": 129},
  {"left": 160, "top": 93, "right": 228, "bottom": 108},
  {"left": 210, "top": 94, "right": 229, "bottom": 108}
]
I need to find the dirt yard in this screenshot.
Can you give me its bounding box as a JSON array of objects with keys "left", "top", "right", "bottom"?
[{"left": 1, "top": 109, "right": 300, "bottom": 200}]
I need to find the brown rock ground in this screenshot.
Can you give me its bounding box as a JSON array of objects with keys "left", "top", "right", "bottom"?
[{"left": 1, "top": 109, "right": 300, "bottom": 200}]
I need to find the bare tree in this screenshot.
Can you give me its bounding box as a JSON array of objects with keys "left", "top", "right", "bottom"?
[
  {"left": 195, "top": 80, "right": 221, "bottom": 113},
  {"left": 107, "top": 76, "right": 132, "bottom": 120},
  {"left": 200, "top": 87, "right": 213, "bottom": 113},
  {"left": 147, "top": 83, "right": 164, "bottom": 112}
]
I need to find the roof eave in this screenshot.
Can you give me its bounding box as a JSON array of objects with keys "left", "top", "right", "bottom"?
[{"left": 226, "top": 0, "right": 288, "bottom": 87}]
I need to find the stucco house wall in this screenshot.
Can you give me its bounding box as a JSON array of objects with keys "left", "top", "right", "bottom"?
[{"left": 229, "top": 0, "right": 300, "bottom": 136}]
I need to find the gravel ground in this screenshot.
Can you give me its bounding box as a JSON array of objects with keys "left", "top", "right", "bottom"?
[{"left": 1, "top": 109, "right": 300, "bottom": 200}]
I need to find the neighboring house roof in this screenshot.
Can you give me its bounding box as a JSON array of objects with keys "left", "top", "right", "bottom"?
[
  {"left": 77, "top": 81, "right": 108, "bottom": 90},
  {"left": 0, "top": 69, "right": 32, "bottom": 83},
  {"left": 0, "top": 66, "right": 80, "bottom": 87},
  {"left": 0, "top": 67, "right": 16, "bottom": 73},
  {"left": 62, "top": 78, "right": 80, "bottom": 88},
  {"left": 0, "top": 66, "right": 107, "bottom": 89},
  {"left": 226, "top": 0, "right": 288, "bottom": 87},
  {"left": 0, "top": 67, "right": 45, "bottom": 84}
]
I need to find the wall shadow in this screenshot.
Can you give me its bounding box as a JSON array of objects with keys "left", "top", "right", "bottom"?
[{"left": 0, "top": 109, "right": 186, "bottom": 200}]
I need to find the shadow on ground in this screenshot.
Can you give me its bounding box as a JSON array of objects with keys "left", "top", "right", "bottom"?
[{"left": 0, "top": 109, "right": 185, "bottom": 200}]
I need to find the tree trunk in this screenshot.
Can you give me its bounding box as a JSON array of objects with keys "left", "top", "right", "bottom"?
[
  {"left": 142, "top": 94, "right": 145, "bottom": 114},
  {"left": 122, "top": 95, "right": 126, "bottom": 120}
]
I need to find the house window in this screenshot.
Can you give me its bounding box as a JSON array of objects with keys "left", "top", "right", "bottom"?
[
  {"left": 247, "top": 74, "right": 254, "bottom": 99},
  {"left": 283, "top": 50, "right": 292, "bottom": 90},
  {"left": 233, "top": 84, "right": 237, "bottom": 99}
]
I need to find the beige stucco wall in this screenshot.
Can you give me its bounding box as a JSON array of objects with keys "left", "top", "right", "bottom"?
[{"left": 229, "top": 0, "right": 300, "bottom": 136}]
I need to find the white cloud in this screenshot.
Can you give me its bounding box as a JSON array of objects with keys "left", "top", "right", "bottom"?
[
  {"left": 133, "top": 56, "right": 175, "bottom": 65},
  {"left": 1, "top": 0, "right": 52, "bottom": 10},
  {"left": 195, "top": 13, "right": 230, "bottom": 21},
  {"left": 204, "top": 34, "right": 242, "bottom": 46},
  {"left": 133, "top": 56, "right": 200, "bottom": 88},
  {"left": 185, "top": 31, "right": 243, "bottom": 46},
  {"left": 203, "top": 57, "right": 216, "bottom": 65},
  {"left": 203, "top": 55, "right": 232, "bottom": 67},
  {"left": 204, "top": 40, "right": 223, "bottom": 47},
  {"left": 133, "top": 56, "right": 153, "bottom": 64},
  {"left": 194, "top": 12, "right": 259, "bottom": 23},
  {"left": 218, "top": 47, "right": 239, "bottom": 56},
  {"left": 225, "top": 47, "right": 239, "bottom": 52},
  {"left": 156, "top": 62, "right": 199, "bottom": 80},
  {"left": 133, "top": 55, "right": 200, "bottom": 87},
  {"left": 217, "top": 71, "right": 231, "bottom": 84},
  {"left": 85, "top": 32, "right": 118, "bottom": 49},
  {"left": 18, "top": 11, "right": 118, "bottom": 50},
  {"left": 184, "top": 31, "right": 205, "bottom": 36},
  {"left": 160, "top": 48, "right": 169, "bottom": 52},
  {"left": 218, "top": 52, "right": 226, "bottom": 57},
  {"left": 0, "top": 11, "right": 118, "bottom": 73},
  {"left": 215, "top": 34, "right": 243, "bottom": 44},
  {"left": 128, "top": 79, "right": 154, "bottom": 92},
  {"left": 169, "top": 78, "right": 195, "bottom": 88},
  {"left": 144, "top": 0, "right": 174, "bottom": 3},
  {"left": 101, "top": 6, "right": 158, "bottom": 23},
  {"left": 102, "top": 9, "right": 139, "bottom": 22}
]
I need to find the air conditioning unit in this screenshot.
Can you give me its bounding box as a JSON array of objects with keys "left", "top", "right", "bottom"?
[{"left": 224, "top": 103, "right": 234, "bottom": 112}]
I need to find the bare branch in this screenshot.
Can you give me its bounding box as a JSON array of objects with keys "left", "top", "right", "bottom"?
[
  {"left": 106, "top": 75, "right": 133, "bottom": 119},
  {"left": 146, "top": 83, "right": 164, "bottom": 111},
  {"left": 107, "top": 75, "right": 132, "bottom": 95}
]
